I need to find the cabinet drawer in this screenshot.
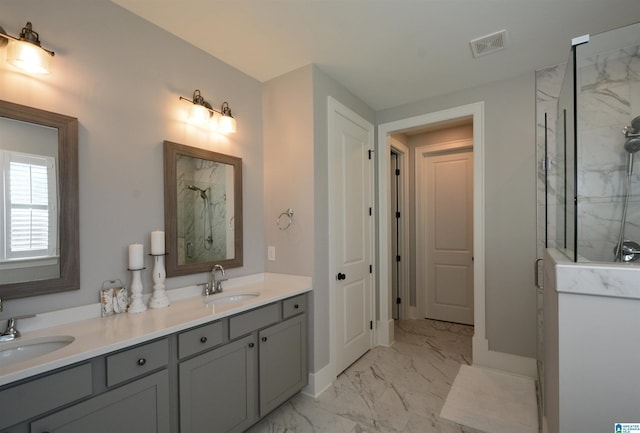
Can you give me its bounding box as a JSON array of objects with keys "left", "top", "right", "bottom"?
[
  {"left": 0, "top": 363, "right": 92, "bottom": 430},
  {"left": 229, "top": 303, "right": 280, "bottom": 339},
  {"left": 178, "top": 320, "right": 226, "bottom": 359},
  {"left": 282, "top": 294, "right": 306, "bottom": 319},
  {"left": 106, "top": 338, "right": 168, "bottom": 387}
]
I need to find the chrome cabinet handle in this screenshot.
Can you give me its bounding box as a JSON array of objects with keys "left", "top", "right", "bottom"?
[
  {"left": 137, "top": 358, "right": 147, "bottom": 366},
  {"left": 200, "top": 336, "right": 208, "bottom": 343}
]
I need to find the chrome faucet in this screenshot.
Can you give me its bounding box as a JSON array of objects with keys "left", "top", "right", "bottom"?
[
  {"left": 202, "top": 264, "right": 227, "bottom": 296},
  {"left": 211, "top": 264, "right": 226, "bottom": 294},
  {"left": 0, "top": 318, "right": 21, "bottom": 342}
]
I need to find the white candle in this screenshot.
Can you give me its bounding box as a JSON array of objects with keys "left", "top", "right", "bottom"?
[
  {"left": 151, "top": 230, "right": 165, "bottom": 255},
  {"left": 129, "top": 243, "right": 144, "bottom": 269}
]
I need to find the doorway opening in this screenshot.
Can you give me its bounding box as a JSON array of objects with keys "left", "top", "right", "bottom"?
[
  {"left": 388, "top": 120, "right": 473, "bottom": 324},
  {"left": 376, "top": 102, "right": 485, "bottom": 366}
]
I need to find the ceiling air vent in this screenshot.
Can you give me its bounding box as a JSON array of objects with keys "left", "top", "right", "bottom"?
[{"left": 470, "top": 30, "right": 508, "bottom": 58}]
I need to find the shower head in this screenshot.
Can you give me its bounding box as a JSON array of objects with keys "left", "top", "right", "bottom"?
[
  {"left": 187, "top": 184, "right": 208, "bottom": 200},
  {"left": 624, "top": 137, "right": 640, "bottom": 154}
]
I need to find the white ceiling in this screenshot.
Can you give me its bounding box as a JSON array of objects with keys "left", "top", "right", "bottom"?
[{"left": 112, "top": 0, "right": 640, "bottom": 111}]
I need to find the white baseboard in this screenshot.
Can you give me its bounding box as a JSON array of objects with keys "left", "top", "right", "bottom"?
[
  {"left": 472, "top": 336, "right": 537, "bottom": 378},
  {"left": 302, "top": 362, "right": 335, "bottom": 398},
  {"left": 377, "top": 318, "right": 394, "bottom": 347},
  {"left": 542, "top": 415, "right": 548, "bottom": 433}
]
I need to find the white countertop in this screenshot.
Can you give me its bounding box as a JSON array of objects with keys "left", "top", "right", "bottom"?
[{"left": 0, "top": 273, "right": 312, "bottom": 387}]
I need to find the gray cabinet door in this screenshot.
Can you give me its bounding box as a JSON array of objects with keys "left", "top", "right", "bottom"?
[
  {"left": 30, "top": 370, "right": 170, "bottom": 433},
  {"left": 179, "top": 334, "right": 257, "bottom": 433},
  {"left": 259, "top": 313, "right": 307, "bottom": 416}
]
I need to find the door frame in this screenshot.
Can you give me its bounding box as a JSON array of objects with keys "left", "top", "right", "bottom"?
[
  {"left": 376, "top": 103, "right": 485, "bottom": 354},
  {"left": 328, "top": 96, "right": 375, "bottom": 379},
  {"left": 388, "top": 137, "right": 411, "bottom": 320}
]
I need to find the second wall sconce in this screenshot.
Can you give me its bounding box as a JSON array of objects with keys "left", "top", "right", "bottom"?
[
  {"left": 179, "top": 89, "right": 237, "bottom": 133},
  {"left": 0, "top": 21, "right": 55, "bottom": 74}
]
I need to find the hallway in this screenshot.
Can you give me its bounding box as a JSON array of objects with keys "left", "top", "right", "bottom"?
[{"left": 248, "top": 319, "right": 483, "bottom": 433}]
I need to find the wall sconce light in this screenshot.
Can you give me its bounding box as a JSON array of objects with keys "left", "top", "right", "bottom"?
[
  {"left": 0, "top": 22, "right": 55, "bottom": 74},
  {"left": 179, "top": 89, "right": 237, "bottom": 133}
]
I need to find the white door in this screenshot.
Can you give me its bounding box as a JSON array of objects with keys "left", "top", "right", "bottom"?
[
  {"left": 417, "top": 148, "right": 474, "bottom": 325},
  {"left": 329, "top": 98, "right": 374, "bottom": 375}
]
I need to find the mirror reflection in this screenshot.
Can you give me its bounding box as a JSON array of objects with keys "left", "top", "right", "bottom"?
[
  {"left": 177, "top": 154, "right": 235, "bottom": 264},
  {"left": 164, "top": 140, "right": 243, "bottom": 277},
  {"left": 0, "top": 99, "right": 79, "bottom": 300},
  {"left": 0, "top": 117, "right": 59, "bottom": 285}
]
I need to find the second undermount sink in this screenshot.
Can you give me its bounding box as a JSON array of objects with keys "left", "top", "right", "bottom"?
[
  {"left": 204, "top": 292, "right": 260, "bottom": 306},
  {"left": 0, "top": 335, "right": 75, "bottom": 367}
]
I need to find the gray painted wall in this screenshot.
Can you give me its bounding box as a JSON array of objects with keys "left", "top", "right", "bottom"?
[
  {"left": 378, "top": 73, "right": 538, "bottom": 358},
  {"left": 263, "top": 65, "right": 375, "bottom": 372},
  {"left": 0, "top": 0, "right": 265, "bottom": 318},
  {"left": 263, "top": 65, "right": 315, "bottom": 364}
]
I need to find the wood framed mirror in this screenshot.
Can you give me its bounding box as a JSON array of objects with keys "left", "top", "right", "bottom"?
[
  {"left": 163, "top": 140, "right": 243, "bottom": 277},
  {"left": 0, "top": 99, "right": 79, "bottom": 299}
]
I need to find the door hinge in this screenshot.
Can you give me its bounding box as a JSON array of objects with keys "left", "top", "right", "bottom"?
[
  {"left": 395, "top": 211, "right": 401, "bottom": 219},
  {"left": 396, "top": 255, "right": 401, "bottom": 262},
  {"left": 368, "top": 149, "right": 375, "bottom": 160},
  {"left": 369, "top": 264, "right": 373, "bottom": 273},
  {"left": 370, "top": 321, "right": 373, "bottom": 330},
  {"left": 396, "top": 297, "right": 401, "bottom": 305},
  {"left": 369, "top": 207, "right": 372, "bottom": 216},
  {"left": 395, "top": 168, "right": 400, "bottom": 176}
]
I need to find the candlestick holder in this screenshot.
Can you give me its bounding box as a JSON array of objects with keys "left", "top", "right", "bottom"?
[
  {"left": 149, "top": 254, "right": 170, "bottom": 309},
  {"left": 128, "top": 267, "right": 147, "bottom": 313}
]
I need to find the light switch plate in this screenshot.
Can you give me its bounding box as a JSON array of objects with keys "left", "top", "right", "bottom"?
[{"left": 267, "top": 246, "right": 276, "bottom": 261}]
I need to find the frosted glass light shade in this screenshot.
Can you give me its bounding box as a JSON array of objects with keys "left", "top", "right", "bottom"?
[
  {"left": 218, "top": 115, "right": 237, "bottom": 133},
  {"left": 7, "top": 40, "right": 51, "bottom": 74},
  {"left": 188, "top": 104, "right": 210, "bottom": 125}
]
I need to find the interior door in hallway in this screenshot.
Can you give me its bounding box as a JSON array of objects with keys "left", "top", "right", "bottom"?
[
  {"left": 329, "top": 98, "right": 374, "bottom": 375},
  {"left": 417, "top": 148, "right": 474, "bottom": 325}
]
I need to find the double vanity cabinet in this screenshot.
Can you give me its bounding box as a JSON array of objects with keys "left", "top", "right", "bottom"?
[{"left": 0, "top": 292, "right": 308, "bottom": 433}]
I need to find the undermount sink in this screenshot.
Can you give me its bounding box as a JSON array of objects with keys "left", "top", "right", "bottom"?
[
  {"left": 204, "top": 292, "right": 259, "bottom": 306},
  {"left": 0, "top": 335, "right": 75, "bottom": 367}
]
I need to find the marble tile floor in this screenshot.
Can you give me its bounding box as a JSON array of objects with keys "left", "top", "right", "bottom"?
[{"left": 246, "top": 319, "right": 486, "bottom": 433}]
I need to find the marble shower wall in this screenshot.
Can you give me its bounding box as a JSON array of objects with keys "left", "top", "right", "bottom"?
[
  {"left": 536, "top": 64, "right": 565, "bottom": 259},
  {"left": 177, "top": 156, "right": 232, "bottom": 265},
  {"left": 576, "top": 39, "right": 640, "bottom": 262},
  {"left": 537, "top": 29, "right": 640, "bottom": 264}
]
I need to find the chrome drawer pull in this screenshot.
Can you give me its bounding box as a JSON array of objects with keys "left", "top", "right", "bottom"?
[
  {"left": 200, "top": 336, "right": 208, "bottom": 343},
  {"left": 137, "top": 358, "right": 147, "bottom": 366}
]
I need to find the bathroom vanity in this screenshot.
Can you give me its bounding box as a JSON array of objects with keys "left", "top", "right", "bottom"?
[{"left": 0, "top": 274, "right": 310, "bottom": 433}]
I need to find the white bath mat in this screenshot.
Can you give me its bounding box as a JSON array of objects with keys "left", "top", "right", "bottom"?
[{"left": 440, "top": 365, "right": 538, "bottom": 433}]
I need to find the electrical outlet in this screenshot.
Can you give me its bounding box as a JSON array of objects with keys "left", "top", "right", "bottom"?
[{"left": 267, "top": 246, "right": 276, "bottom": 261}]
